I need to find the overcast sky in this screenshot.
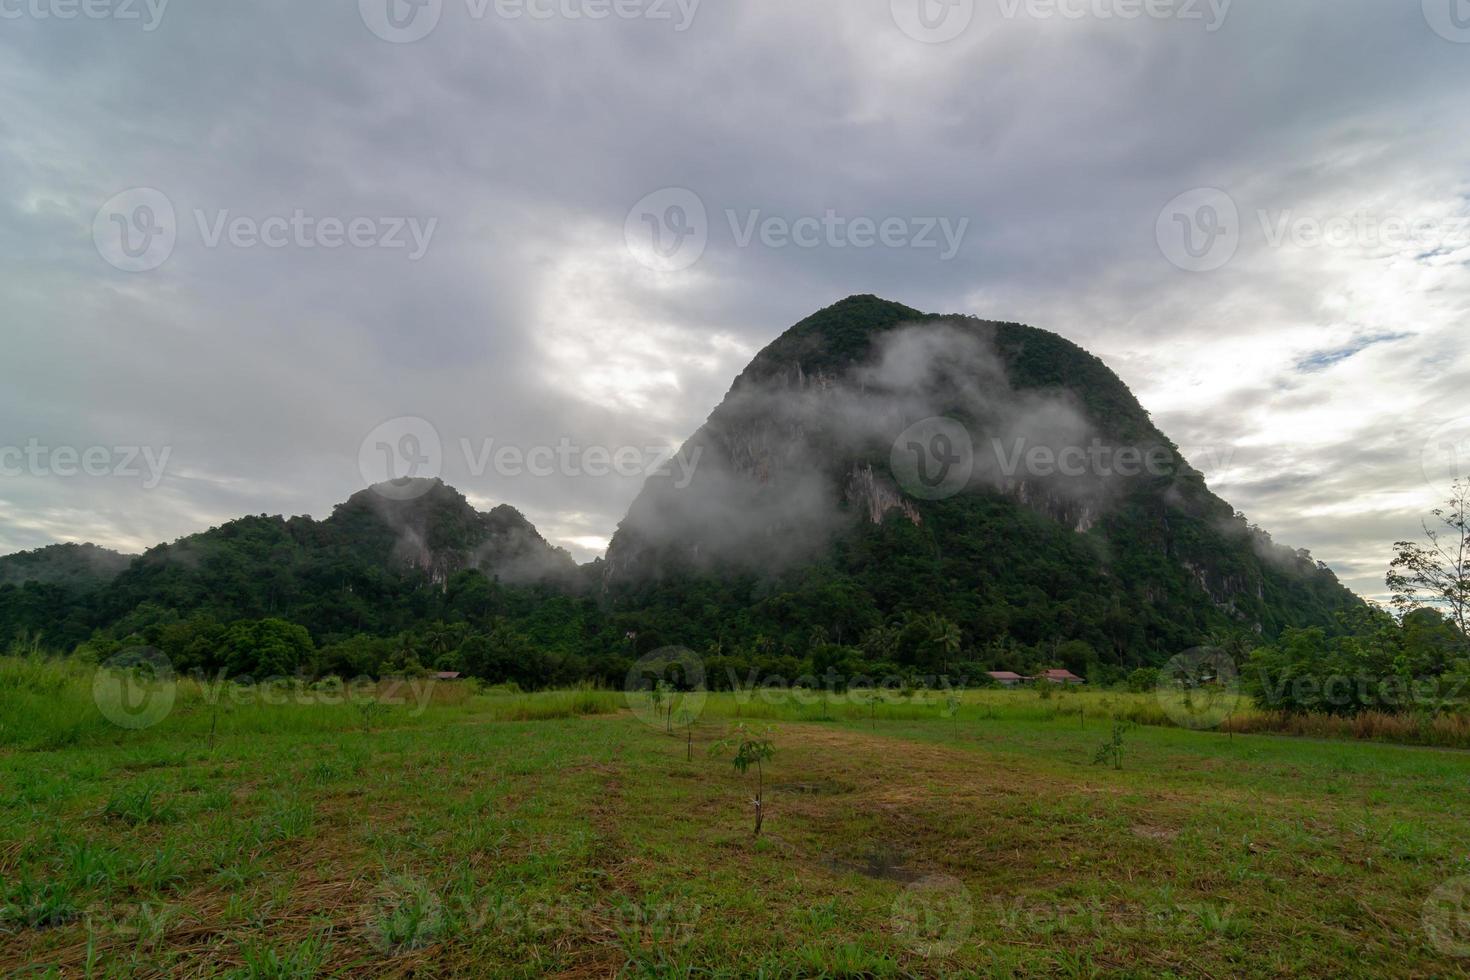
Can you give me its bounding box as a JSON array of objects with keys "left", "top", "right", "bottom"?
[{"left": 2, "top": 0, "right": 1468, "bottom": 601}]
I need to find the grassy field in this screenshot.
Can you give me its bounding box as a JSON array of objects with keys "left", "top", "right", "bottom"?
[{"left": 3, "top": 661, "right": 1470, "bottom": 977}]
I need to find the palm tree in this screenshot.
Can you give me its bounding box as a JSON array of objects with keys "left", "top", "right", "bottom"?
[{"left": 925, "top": 614, "right": 962, "bottom": 675}]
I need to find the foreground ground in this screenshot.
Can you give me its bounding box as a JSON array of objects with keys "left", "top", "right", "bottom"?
[{"left": 2, "top": 686, "right": 1469, "bottom": 977}]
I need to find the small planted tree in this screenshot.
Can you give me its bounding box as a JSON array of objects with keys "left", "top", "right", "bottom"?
[
  {"left": 676, "top": 708, "right": 695, "bottom": 761},
  {"left": 942, "top": 690, "right": 961, "bottom": 733},
  {"left": 1092, "top": 718, "right": 1130, "bottom": 770},
  {"left": 649, "top": 680, "right": 669, "bottom": 733},
  {"left": 712, "top": 724, "right": 775, "bottom": 836}
]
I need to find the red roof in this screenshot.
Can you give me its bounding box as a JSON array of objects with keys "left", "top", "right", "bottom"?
[
  {"left": 434, "top": 671, "right": 463, "bottom": 680},
  {"left": 1041, "top": 669, "right": 1083, "bottom": 681},
  {"left": 988, "top": 671, "right": 1026, "bottom": 680}
]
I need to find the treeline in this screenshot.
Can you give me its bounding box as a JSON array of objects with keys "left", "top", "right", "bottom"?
[
  {"left": 67, "top": 600, "right": 1134, "bottom": 691},
  {"left": 1245, "top": 606, "right": 1470, "bottom": 716}
]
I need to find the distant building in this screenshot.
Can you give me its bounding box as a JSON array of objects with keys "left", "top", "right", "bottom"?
[
  {"left": 1039, "top": 669, "right": 1085, "bottom": 685},
  {"left": 987, "top": 671, "right": 1027, "bottom": 687},
  {"left": 433, "top": 671, "right": 463, "bottom": 681}
]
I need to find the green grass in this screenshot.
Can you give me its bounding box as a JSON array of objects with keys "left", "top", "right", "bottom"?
[{"left": 2, "top": 661, "right": 1470, "bottom": 975}]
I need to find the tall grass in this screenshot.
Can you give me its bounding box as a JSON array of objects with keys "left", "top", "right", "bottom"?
[
  {"left": 479, "top": 685, "right": 622, "bottom": 721},
  {"left": 0, "top": 654, "right": 117, "bottom": 750},
  {"left": 1223, "top": 709, "right": 1470, "bottom": 748},
  {"left": 0, "top": 656, "right": 623, "bottom": 750}
]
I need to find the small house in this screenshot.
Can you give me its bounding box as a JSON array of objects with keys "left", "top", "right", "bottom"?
[
  {"left": 1040, "top": 669, "right": 1085, "bottom": 685},
  {"left": 987, "top": 671, "right": 1027, "bottom": 687}
]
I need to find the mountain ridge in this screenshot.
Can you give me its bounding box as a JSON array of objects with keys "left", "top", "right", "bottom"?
[{"left": 1, "top": 296, "right": 1361, "bottom": 671}]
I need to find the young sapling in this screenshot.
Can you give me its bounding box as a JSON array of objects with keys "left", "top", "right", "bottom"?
[{"left": 712, "top": 724, "right": 776, "bottom": 836}]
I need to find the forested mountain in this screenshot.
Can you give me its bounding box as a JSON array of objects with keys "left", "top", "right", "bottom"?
[
  {"left": 0, "top": 543, "right": 132, "bottom": 589},
  {"left": 0, "top": 297, "right": 1362, "bottom": 682},
  {"left": 0, "top": 544, "right": 135, "bottom": 649},
  {"left": 603, "top": 296, "right": 1360, "bottom": 663},
  {"left": 1, "top": 482, "right": 578, "bottom": 651}
]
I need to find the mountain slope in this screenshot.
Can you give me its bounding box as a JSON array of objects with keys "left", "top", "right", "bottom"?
[
  {"left": 0, "top": 543, "right": 133, "bottom": 589},
  {"left": 0, "top": 543, "right": 136, "bottom": 650},
  {"left": 29, "top": 480, "right": 581, "bottom": 640},
  {"left": 603, "top": 295, "right": 1359, "bottom": 664}
]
